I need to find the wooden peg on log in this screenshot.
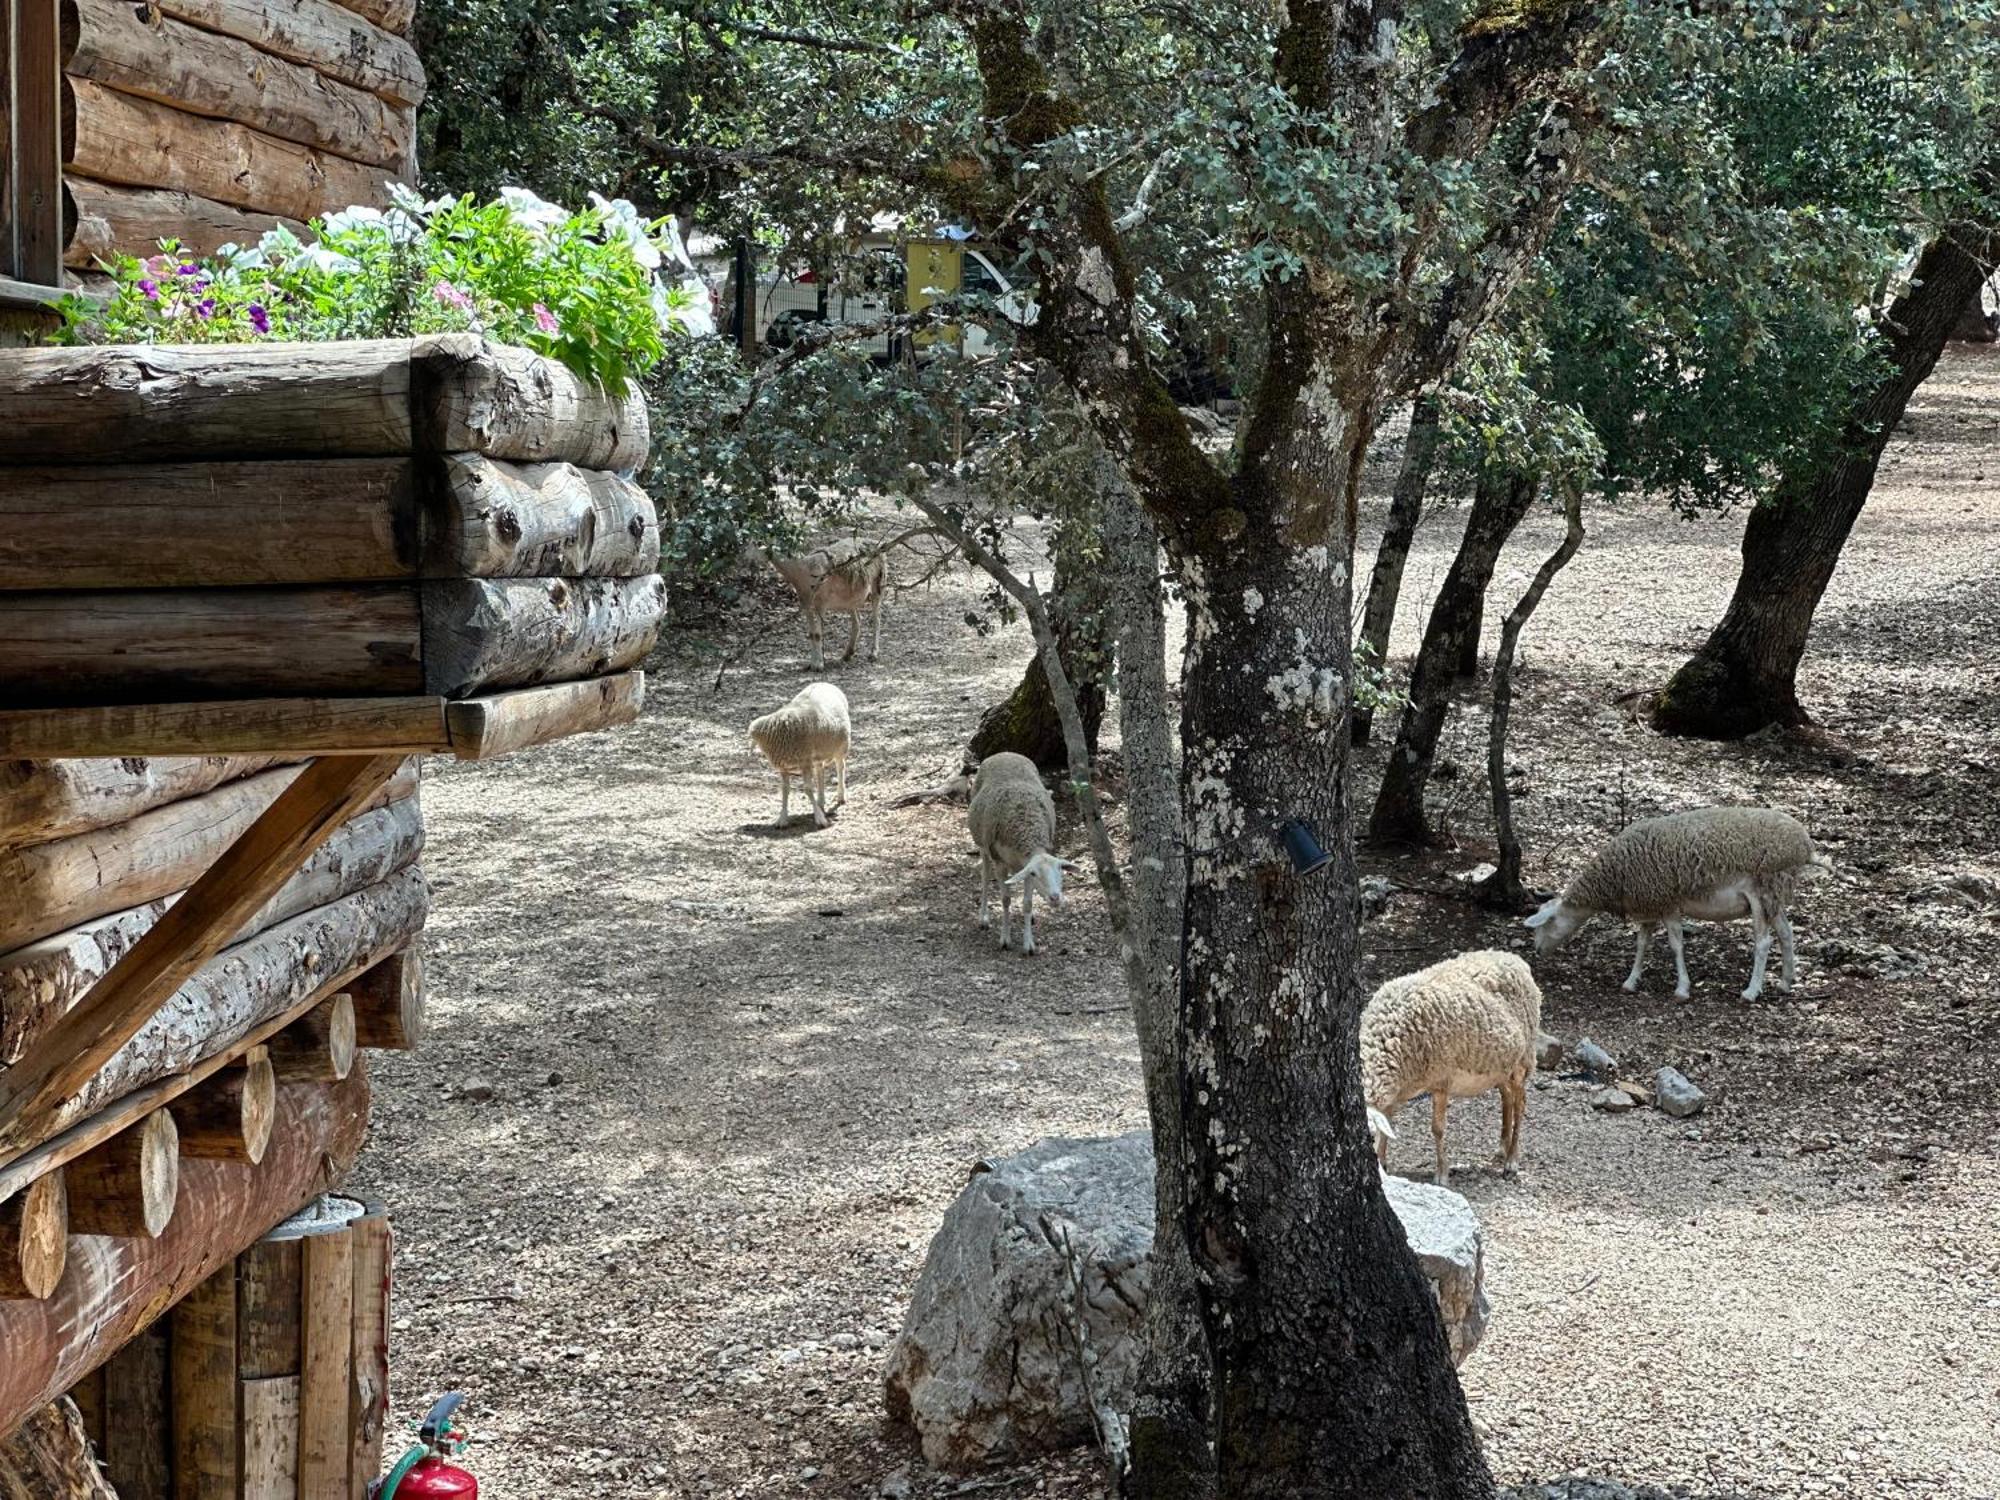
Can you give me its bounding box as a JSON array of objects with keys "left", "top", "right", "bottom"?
[
  {"left": 169, "top": 1052, "right": 277, "bottom": 1164},
  {"left": 64, "top": 1109, "right": 178, "bottom": 1239},
  {"left": 350, "top": 950, "right": 424, "bottom": 1050},
  {"left": 268, "top": 993, "right": 358, "bottom": 1083},
  {"left": 0, "top": 1172, "right": 66, "bottom": 1299}
]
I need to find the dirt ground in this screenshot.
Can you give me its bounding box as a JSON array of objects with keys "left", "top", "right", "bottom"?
[{"left": 351, "top": 345, "right": 2000, "bottom": 1500}]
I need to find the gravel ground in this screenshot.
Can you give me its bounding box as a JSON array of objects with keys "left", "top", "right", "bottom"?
[{"left": 350, "top": 345, "right": 2000, "bottom": 1499}]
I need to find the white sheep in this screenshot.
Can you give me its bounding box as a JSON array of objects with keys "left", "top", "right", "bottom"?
[
  {"left": 967, "top": 752, "right": 1077, "bottom": 955},
  {"left": 1361, "top": 950, "right": 1543, "bottom": 1185},
  {"left": 1526, "top": 806, "right": 1831, "bottom": 1002},
  {"left": 751, "top": 538, "right": 886, "bottom": 670},
  {"left": 747, "top": 682, "right": 850, "bottom": 828}
]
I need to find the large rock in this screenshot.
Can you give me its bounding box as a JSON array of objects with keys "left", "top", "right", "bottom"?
[{"left": 883, "top": 1132, "right": 1491, "bottom": 1471}]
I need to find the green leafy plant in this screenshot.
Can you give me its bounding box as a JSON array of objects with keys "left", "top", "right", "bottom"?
[{"left": 57, "top": 186, "right": 713, "bottom": 394}]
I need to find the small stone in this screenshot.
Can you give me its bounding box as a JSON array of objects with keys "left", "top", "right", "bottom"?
[
  {"left": 1654, "top": 1067, "right": 1707, "bottom": 1119},
  {"left": 1590, "top": 1086, "right": 1636, "bottom": 1114},
  {"left": 816, "top": 907, "right": 844, "bottom": 918},
  {"left": 801, "top": 1467, "right": 819, "bottom": 1482},
  {"left": 460, "top": 1079, "right": 496, "bottom": 1103},
  {"left": 1358, "top": 874, "right": 1394, "bottom": 920},
  {"left": 863, "top": 1327, "right": 890, "bottom": 1351},
  {"left": 1535, "top": 1032, "right": 1564, "bottom": 1072},
  {"left": 879, "top": 1473, "right": 914, "bottom": 1500},
  {"left": 1574, "top": 1039, "right": 1618, "bottom": 1080},
  {"left": 545, "top": 1070, "right": 565, "bottom": 1087},
  {"left": 829, "top": 1333, "right": 863, "bottom": 1351}
]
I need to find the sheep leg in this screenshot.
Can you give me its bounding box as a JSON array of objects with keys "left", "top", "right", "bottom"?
[
  {"left": 835, "top": 754, "right": 847, "bottom": 807},
  {"left": 999, "top": 876, "right": 1012, "bottom": 950},
  {"left": 1775, "top": 911, "right": 1797, "bottom": 991},
  {"left": 808, "top": 607, "right": 825, "bottom": 670},
  {"left": 1664, "top": 916, "right": 1691, "bottom": 1000},
  {"left": 1739, "top": 887, "right": 1774, "bottom": 1001},
  {"left": 869, "top": 597, "right": 883, "bottom": 661},
  {"left": 1623, "top": 924, "right": 1654, "bottom": 993},
  {"left": 841, "top": 609, "right": 860, "bottom": 663},
  {"left": 1375, "top": 1108, "right": 1395, "bottom": 1168},
  {"left": 1021, "top": 882, "right": 1036, "bottom": 956},
  {"left": 777, "top": 771, "right": 792, "bottom": 829},
  {"left": 1430, "top": 1092, "right": 1451, "bottom": 1185},
  {"left": 1500, "top": 1076, "right": 1526, "bottom": 1174},
  {"left": 978, "top": 854, "right": 992, "bottom": 928},
  {"left": 810, "top": 763, "right": 830, "bottom": 828}
]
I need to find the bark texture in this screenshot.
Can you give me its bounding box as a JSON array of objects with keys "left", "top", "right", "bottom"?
[
  {"left": 1654, "top": 230, "right": 1996, "bottom": 738},
  {"left": 1370, "top": 469, "right": 1540, "bottom": 845},
  {"left": 1353, "top": 395, "right": 1442, "bottom": 745},
  {"left": 0, "top": 1399, "right": 118, "bottom": 1500}
]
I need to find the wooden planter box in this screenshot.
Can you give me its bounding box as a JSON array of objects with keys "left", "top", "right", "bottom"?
[{"left": 0, "top": 336, "right": 665, "bottom": 746}]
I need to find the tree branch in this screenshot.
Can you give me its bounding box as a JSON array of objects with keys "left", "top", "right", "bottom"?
[{"left": 904, "top": 485, "right": 1129, "bottom": 934}]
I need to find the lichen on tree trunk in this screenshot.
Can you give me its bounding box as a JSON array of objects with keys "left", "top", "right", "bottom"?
[{"left": 1655, "top": 229, "right": 1996, "bottom": 739}]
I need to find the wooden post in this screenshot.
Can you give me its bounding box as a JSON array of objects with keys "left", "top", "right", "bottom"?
[
  {"left": 348, "top": 1204, "right": 393, "bottom": 1497},
  {"left": 0, "top": 753, "right": 403, "bottom": 1148},
  {"left": 169, "top": 1054, "right": 277, "bottom": 1164},
  {"left": 267, "top": 994, "right": 357, "bottom": 1083},
  {"left": 239, "top": 1377, "right": 301, "bottom": 1496},
  {"left": 101, "top": 1323, "right": 171, "bottom": 1500},
  {"left": 349, "top": 952, "right": 424, "bottom": 1051},
  {"left": 237, "top": 1236, "right": 303, "bottom": 1381},
  {"left": 298, "top": 1231, "right": 354, "bottom": 1498},
  {"left": 0, "top": 1171, "right": 65, "bottom": 1299},
  {"left": 170, "top": 1264, "right": 239, "bottom": 1500},
  {"left": 65, "top": 1109, "right": 178, "bottom": 1238}
]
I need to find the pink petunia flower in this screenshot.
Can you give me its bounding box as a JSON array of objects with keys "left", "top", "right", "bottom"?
[
  {"left": 532, "top": 302, "right": 560, "bottom": 335},
  {"left": 431, "top": 280, "right": 474, "bottom": 311}
]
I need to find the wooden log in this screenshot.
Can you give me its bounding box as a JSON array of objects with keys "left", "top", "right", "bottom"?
[
  {"left": 0, "top": 755, "right": 293, "bottom": 852},
  {"left": 1, "top": 866, "right": 425, "bottom": 1153},
  {"left": 430, "top": 456, "right": 660, "bottom": 578},
  {"left": 348, "top": 1204, "right": 391, "bottom": 1492},
  {"left": 63, "top": 176, "right": 305, "bottom": 270},
  {"left": 168, "top": 1053, "right": 276, "bottom": 1163},
  {"left": 65, "top": 79, "right": 402, "bottom": 224},
  {"left": 421, "top": 577, "right": 668, "bottom": 697},
  {"left": 100, "top": 1324, "right": 170, "bottom": 1500},
  {"left": 267, "top": 994, "right": 357, "bottom": 1083},
  {"left": 147, "top": 0, "right": 425, "bottom": 105},
  {"left": 326, "top": 0, "right": 412, "bottom": 38},
  {"left": 0, "top": 335, "right": 647, "bottom": 467},
  {"left": 0, "top": 1071, "right": 372, "bottom": 1443},
  {"left": 299, "top": 1229, "right": 353, "bottom": 1495},
  {"left": 349, "top": 950, "right": 423, "bottom": 1050},
  {"left": 0, "top": 587, "right": 424, "bottom": 707},
  {"left": 445, "top": 672, "right": 645, "bottom": 760},
  {"left": 63, "top": 1110, "right": 178, "bottom": 1238},
  {"left": 239, "top": 1377, "right": 301, "bottom": 1494},
  {"left": 0, "top": 1398, "right": 119, "bottom": 1500},
  {"left": 237, "top": 1236, "right": 302, "bottom": 1379},
  {"left": 1, "top": 790, "right": 423, "bottom": 1065},
  {"left": 0, "top": 756, "right": 406, "bottom": 1153},
  {"left": 169, "top": 1257, "right": 238, "bottom": 1499},
  {"left": 0, "top": 698, "right": 451, "bottom": 760},
  {"left": 0, "top": 458, "right": 419, "bottom": 589},
  {"left": 64, "top": 0, "right": 415, "bottom": 167},
  {"left": 0, "top": 1174, "right": 65, "bottom": 1300}
]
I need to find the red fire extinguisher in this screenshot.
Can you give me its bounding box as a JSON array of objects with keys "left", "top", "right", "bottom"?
[{"left": 374, "top": 1394, "right": 478, "bottom": 1499}]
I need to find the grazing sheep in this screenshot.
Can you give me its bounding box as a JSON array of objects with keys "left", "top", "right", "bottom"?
[
  {"left": 1525, "top": 806, "right": 1830, "bottom": 1002},
  {"left": 748, "top": 682, "right": 850, "bottom": 829},
  {"left": 752, "top": 538, "right": 887, "bottom": 669},
  {"left": 967, "top": 752, "right": 1076, "bottom": 955},
  {"left": 1361, "top": 950, "right": 1543, "bottom": 1186}
]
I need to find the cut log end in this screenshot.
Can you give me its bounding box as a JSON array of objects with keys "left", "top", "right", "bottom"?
[
  {"left": 66, "top": 1109, "right": 179, "bottom": 1239},
  {"left": 269, "top": 993, "right": 358, "bottom": 1083},
  {"left": 350, "top": 950, "right": 424, "bottom": 1050},
  {"left": 0, "top": 1172, "right": 68, "bottom": 1300},
  {"left": 170, "top": 1054, "right": 277, "bottom": 1164}
]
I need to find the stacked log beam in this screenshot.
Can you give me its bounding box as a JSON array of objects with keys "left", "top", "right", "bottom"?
[{"left": 58, "top": 0, "right": 424, "bottom": 269}]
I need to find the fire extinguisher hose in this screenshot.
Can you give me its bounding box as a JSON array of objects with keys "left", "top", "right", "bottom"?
[{"left": 377, "top": 1444, "right": 428, "bottom": 1499}]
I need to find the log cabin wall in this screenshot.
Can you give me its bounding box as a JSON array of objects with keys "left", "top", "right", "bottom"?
[{"left": 59, "top": 0, "right": 425, "bottom": 271}]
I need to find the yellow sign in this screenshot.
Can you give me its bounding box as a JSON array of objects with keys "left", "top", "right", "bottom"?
[{"left": 906, "top": 239, "right": 964, "bottom": 347}]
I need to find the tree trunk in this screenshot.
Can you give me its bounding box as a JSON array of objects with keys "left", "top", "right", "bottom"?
[
  {"left": 1655, "top": 230, "right": 1995, "bottom": 738},
  {"left": 1477, "top": 485, "right": 1585, "bottom": 911},
  {"left": 1369, "top": 469, "right": 1540, "bottom": 846},
  {"left": 967, "top": 535, "right": 1109, "bottom": 772},
  {"left": 1351, "top": 394, "right": 1442, "bottom": 745},
  {"left": 1950, "top": 277, "right": 1996, "bottom": 342}
]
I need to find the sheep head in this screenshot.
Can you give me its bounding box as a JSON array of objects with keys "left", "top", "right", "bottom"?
[
  {"left": 1524, "top": 896, "right": 1589, "bottom": 953},
  {"left": 1006, "top": 852, "right": 1078, "bottom": 907}
]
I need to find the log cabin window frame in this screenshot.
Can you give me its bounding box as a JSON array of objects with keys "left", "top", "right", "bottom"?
[{"left": 1, "top": 0, "right": 65, "bottom": 301}]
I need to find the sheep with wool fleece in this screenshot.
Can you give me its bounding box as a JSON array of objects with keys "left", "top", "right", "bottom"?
[
  {"left": 967, "top": 752, "right": 1077, "bottom": 955},
  {"left": 1526, "top": 806, "right": 1830, "bottom": 1002},
  {"left": 747, "top": 681, "right": 850, "bottom": 828},
  {"left": 1360, "top": 950, "right": 1543, "bottom": 1187},
  {"left": 749, "top": 538, "right": 887, "bottom": 669}
]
